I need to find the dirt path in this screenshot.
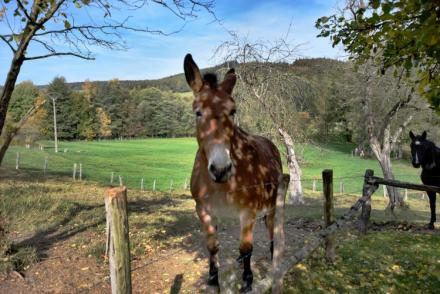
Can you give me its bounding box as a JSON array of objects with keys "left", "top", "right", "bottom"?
[
  {"left": 0, "top": 214, "right": 320, "bottom": 293},
  {"left": 1, "top": 192, "right": 436, "bottom": 294}
]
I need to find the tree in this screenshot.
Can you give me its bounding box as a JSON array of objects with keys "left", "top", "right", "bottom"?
[
  {"left": 43, "top": 76, "right": 78, "bottom": 140},
  {"left": 345, "top": 62, "right": 429, "bottom": 209},
  {"left": 316, "top": 0, "right": 440, "bottom": 113},
  {"left": 96, "top": 107, "right": 112, "bottom": 138},
  {"left": 216, "top": 32, "right": 315, "bottom": 205},
  {"left": 0, "top": 0, "right": 216, "bottom": 141}
]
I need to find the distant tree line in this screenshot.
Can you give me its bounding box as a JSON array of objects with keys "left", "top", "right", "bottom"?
[
  {"left": 4, "top": 58, "right": 439, "bottom": 148},
  {"left": 7, "top": 77, "right": 194, "bottom": 143}
]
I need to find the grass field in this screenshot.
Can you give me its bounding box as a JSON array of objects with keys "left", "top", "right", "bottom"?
[
  {"left": 2, "top": 138, "right": 421, "bottom": 195},
  {"left": 0, "top": 139, "right": 436, "bottom": 292},
  {"left": 0, "top": 173, "right": 437, "bottom": 292}
]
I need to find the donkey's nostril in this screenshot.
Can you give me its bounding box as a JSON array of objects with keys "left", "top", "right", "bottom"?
[
  {"left": 209, "top": 164, "right": 216, "bottom": 173},
  {"left": 226, "top": 163, "right": 232, "bottom": 173}
]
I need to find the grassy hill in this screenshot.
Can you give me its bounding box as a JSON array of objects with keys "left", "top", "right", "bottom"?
[{"left": 1, "top": 138, "right": 421, "bottom": 195}]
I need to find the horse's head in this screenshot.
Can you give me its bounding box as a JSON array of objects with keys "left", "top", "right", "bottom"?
[
  {"left": 184, "top": 54, "right": 237, "bottom": 183},
  {"left": 409, "top": 130, "right": 436, "bottom": 169}
]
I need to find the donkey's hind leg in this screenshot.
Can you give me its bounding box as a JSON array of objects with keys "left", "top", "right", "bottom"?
[
  {"left": 264, "top": 208, "right": 276, "bottom": 259},
  {"left": 195, "top": 201, "right": 219, "bottom": 286},
  {"left": 427, "top": 191, "right": 436, "bottom": 230},
  {"left": 238, "top": 208, "right": 256, "bottom": 293}
]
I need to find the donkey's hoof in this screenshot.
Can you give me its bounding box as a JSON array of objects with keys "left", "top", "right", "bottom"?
[
  {"left": 236, "top": 255, "right": 244, "bottom": 264},
  {"left": 207, "top": 274, "right": 219, "bottom": 286},
  {"left": 427, "top": 223, "right": 435, "bottom": 230},
  {"left": 239, "top": 283, "right": 252, "bottom": 293}
]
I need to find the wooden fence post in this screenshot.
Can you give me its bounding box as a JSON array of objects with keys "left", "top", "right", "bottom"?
[
  {"left": 383, "top": 185, "right": 387, "bottom": 198},
  {"left": 79, "top": 163, "right": 82, "bottom": 181},
  {"left": 184, "top": 178, "right": 188, "bottom": 190},
  {"left": 312, "top": 179, "right": 316, "bottom": 192},
  {"left": 73, "top": 163, "right": 77, "bottom": 181},
  {"left": 119, "top": 175, "right": 123, "bottom": 187},
  {"left": 141, "top": 178, "right": 144, "bottom": 191},
  {"left": 404, "top": 189, "right": 408, "bottom": 201},
  {"left": 359, "top": 169, "right": 378, "bottom": 234},
  {"left": 339, "top": 181, "right": 344, "bottom": 195},
  {"left": 105, "top": 187, "right": 132, "bottom": 294},
  {"left": 15, "top": 152, "right": 20, "bottom": 170},
  {"left": 322, "top": 169, "right": 336, "bottom": 262},
  {"left": 153, "top": 179, "right": 156, "bottom": 192},
  {"left": 111, "top": 172, "right": 114, "bottom": 185},
  {"left": 43, "top": 156, "right": 48, "bottom": 175}
]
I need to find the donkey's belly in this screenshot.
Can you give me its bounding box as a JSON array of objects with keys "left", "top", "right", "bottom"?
[{"left": 205, "top": 187, "right": 275, "bottom": 215}]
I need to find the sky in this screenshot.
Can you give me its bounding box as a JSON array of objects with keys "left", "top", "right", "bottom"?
[{"left": 0, "top": 0, "right": 344, "bottom": 85}]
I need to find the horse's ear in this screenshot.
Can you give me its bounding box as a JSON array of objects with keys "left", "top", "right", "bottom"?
[
  {"left": 422, "top": 131, "right": 427, "bottom": 140},
  {"left": 409, "top": 130, "right": 415, "bottom": 140},
  {"left": 221, "top": 68, "right": 236, "bottom": 94},
  {"left": 184, "top": 54, "right": 203, "bottom": 93}
]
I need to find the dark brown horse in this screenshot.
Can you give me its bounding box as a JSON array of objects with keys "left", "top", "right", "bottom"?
[
  {"left": 409, "top": 131, "right": 440, "bottom": 229},
  {"left": 184, "top": 54, "right": 283, "bottom": 292}
]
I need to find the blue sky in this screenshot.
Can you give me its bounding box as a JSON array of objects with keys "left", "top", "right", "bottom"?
[{"left": 0, "top": 0, "right": 343, "bottom": 85}]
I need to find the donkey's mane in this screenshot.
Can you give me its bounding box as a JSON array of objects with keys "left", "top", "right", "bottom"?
[{"left": 203, "top": 73, "right": 218, "bottom": 88}]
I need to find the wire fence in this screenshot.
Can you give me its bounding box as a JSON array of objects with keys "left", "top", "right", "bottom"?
[
  {"left": 3, "top": 146, "right": 437, "bottom": 201},
  {"left": 2, "top": 148, "right": 437, "bottom": 293}
]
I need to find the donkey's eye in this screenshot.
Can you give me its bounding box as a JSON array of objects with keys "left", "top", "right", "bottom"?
[
  {"left": 195, "top": 110, "right": 203, "bottom": 118},
  {"left": 229, "top": 109, "right": 236, "bottom": 117}
]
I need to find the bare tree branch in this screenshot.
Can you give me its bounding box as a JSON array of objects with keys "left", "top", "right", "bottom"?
[
  {"left": 36, "top": 0, "right": 67, "bottom": 27},
  {"left": 16, "top": 0, "right": 33, "bottom": 23},
  {"left": 0, "top": 35, "right": 16, "bottom": 53},
  {"left": 390, "top": 114, "right": 413, "bottom": 148},
  {"left": 24, "top": 52, "right": 94, "bottom": 61}
]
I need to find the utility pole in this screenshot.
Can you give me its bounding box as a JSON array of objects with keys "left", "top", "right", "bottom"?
[{"left": 50, "top": 96, "right": 58, "bottom": 153}]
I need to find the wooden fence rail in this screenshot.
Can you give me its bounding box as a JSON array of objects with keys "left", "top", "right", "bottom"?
[{"left": 367, "top": 176, "right": 440, "bottom": 193}]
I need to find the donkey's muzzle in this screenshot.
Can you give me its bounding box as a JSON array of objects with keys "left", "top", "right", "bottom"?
[{"left": 209, "top": 163, "right": 232, "bottom": 183}]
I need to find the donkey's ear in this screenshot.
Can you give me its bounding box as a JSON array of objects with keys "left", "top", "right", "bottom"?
[
  {"left": 184, "top": 54, "right": 203, "bottom": 93},
  {"left": 422, "top": 131, "right": 427, "bottom": 140},
  {"left": 409, "top": 130, "right": 415, "bottom": 140},
  {"left": 221, "top": 68, "right": 236, "bottom": 94}
]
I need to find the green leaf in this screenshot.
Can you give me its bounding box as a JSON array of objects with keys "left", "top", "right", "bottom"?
[{"left": 64, "top": 20, "right": 71, "bottom": 29}]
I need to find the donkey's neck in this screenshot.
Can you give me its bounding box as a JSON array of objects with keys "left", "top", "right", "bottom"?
[{"left": 423, "top": 143, "right": 440, "bottom": 171}]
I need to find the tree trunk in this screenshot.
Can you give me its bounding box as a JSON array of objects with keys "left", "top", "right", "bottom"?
[
  {"left": 0, "top": 130, "right": 16, "bottom": 166},
  {"left": 378, "top": 153, "right": 404, "bottom": 208},
  {"left": 278, "top": 128, "right": 304, "bottom": 205},
  {"left": 0, "top": 101, "right": 44, "bottom": 165},
  {"left": 0, "top": 21, "right": 37, "bottom": 139},
  {"left": 370, "top": 140, "right": 404, "bottom": 208}
]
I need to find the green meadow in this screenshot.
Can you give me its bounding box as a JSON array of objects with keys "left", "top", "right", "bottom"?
[{"left": 2, "top": 138, "right": 421, "bottom": 194}]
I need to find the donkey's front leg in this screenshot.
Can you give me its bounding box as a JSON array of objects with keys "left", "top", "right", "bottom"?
[
  {"left": 427, "top": 191, "right": 436, "bottom": 230},
  {"left": 195, "top": 201, "right": 219, "bottom": 286},
  {"left": 238, "top": 208, "right": 256, "bottom": 293}
]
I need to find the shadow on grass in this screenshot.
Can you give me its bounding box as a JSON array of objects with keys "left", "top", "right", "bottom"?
[
  {"left": 0, "top": 167, "right": 72, "bottom": 183},
  {"left": 13, "top": 202, "right": 105, "bottom": 260}
]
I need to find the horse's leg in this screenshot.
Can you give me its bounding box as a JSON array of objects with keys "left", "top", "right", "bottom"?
[
  {"left": 427, "top": 191, "right": 436, "bottom": 230},
  {"left": 195, "top": 201, "right": 219, "bottom": 286},
  {"left": 238, "top": 208, "right": 256, "bottom": 293},
  {"left": 264, "top": 208, "right": 275, "bottom": 259}
]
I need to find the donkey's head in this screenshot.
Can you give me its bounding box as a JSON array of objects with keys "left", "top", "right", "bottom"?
[
  {"left": 184, "top": 54, "right": 237, "bottom": 183},
  {"left": 409, "top": 130, "right": 436, "bottom": 170}
]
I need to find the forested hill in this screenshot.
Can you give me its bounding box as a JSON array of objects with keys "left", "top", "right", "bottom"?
[
  {"left": 61, "top": 59, "right": 343, "bottom": 93},
  {"left": 10, "top": 58, "right": 356, "bottom": 143},
  {"left": 63, "top": 62, "right": 233, "bottom": 92}
]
